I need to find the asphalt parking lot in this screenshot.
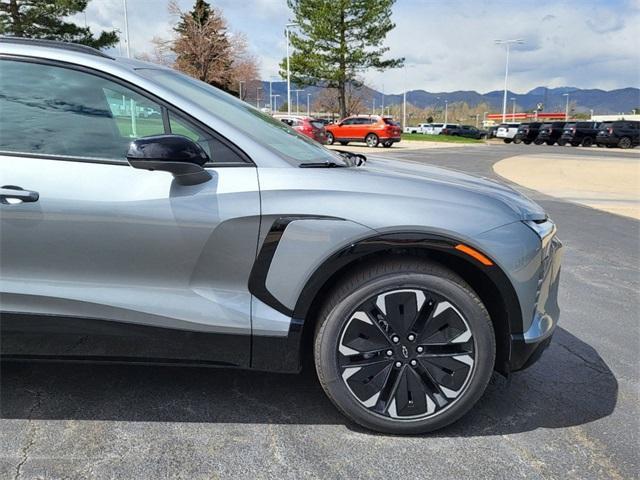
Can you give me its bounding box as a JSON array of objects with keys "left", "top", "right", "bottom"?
[{"left": 1, "top": 144, "right": 638, "bottom": 479}]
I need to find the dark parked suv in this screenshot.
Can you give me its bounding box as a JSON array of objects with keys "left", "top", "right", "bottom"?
[
  {"left": 440, "top": 125, "right": 487, "bottom": 139},
  {"left": 596, "top": 121, "right": 640, "bottom": 149},
  {"left": 535, "top": 122, "right": 566, "bottom": 145},
  {"left": 559, "top": 121, "right": 601, "bottom": 147},
  {"left": 514, "top": 122, "right": 542, "bottom": 144}
]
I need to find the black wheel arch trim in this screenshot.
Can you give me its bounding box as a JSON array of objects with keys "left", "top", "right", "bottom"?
[{"left": 249, "top": 220, "right": 523, "bottom": 375}]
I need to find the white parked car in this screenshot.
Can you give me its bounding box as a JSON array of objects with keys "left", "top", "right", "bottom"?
[
  {"left": 427, "top": 123, "right": 460, "bottom": 135},
  {"left": 404, "top": 123, "right": 431, "bottom": 134},
  {"left": 496, "top": 123, "right": 520, "bottom": 143}
]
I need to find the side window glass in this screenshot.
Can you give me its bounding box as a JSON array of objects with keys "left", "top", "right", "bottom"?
[
  {"left": 168, "top": 112, "right": 240, "bottom": 163},
  {"left": 0, "top": 59, "right": 165, "bottom": 160}
]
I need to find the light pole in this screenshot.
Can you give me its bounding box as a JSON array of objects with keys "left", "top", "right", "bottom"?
[
  {"left": 256, "top": 86, "right": 262, "bottom": 109},
  {"left": 122, "top": 0, "right": 131, "bottom": 58},
  {"left": 292, "top": 89, "right": 303, "bottom": 114},
  {"left": 307, "top": 93, "right": 311, "bottom": 116},
  {"left": 590, "top": 108, "right": 594, "bottom": 119},
  {"left": 238, "top": 80, "right": 245, "bottom": 100},
  {"left": 402, "top": 64, "right": 415, "bottom": 130},
  {"left": 269, "top": 79, "right": 273, "bottom": 112},
  {"left": 495, "top": 39, "right": 524, "bottom": 123},
  {"left": 285, "top": 23, "right": 298, "bottom": 116},
  {"left": 444, "top": 100, "right": 448, "bottom": 124},
  {"left": 510, "top": 97, "right": 516, "bottom": 121},
  {"left": 483, "top": 111, "right": 488, "bottom": 127},
  {"left": 563, "top": 93, "right": 570, "bottom": 120},
  {"left": 272, "top": 94, "right": 280, "bottom": 112}
]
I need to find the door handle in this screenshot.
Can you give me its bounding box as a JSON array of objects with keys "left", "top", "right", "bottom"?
[{"left": 0, "top": 185, "right": 40, "bottom": 204}]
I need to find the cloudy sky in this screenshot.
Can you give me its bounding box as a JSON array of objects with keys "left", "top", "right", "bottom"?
[{"left": 77, "top": 0, "right": 640, "bottom": 94}]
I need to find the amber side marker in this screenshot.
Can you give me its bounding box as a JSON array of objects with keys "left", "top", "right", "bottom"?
[{"left": 455, "top": 244, "right": 494, "bottom": 266}]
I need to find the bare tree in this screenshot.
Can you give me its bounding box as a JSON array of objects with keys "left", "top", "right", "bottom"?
[{"left": 313, "top": 84, "right": 366, "bottom": 117}]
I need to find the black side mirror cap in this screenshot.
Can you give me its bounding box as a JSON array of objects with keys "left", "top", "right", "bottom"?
[{"left": 126, "top": 135, "right": 212, "bottom": 186}]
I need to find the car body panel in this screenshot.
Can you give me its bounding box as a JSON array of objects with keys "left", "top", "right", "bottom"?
[{"left": 0, "top": 40, "right": 561, "bottom": 375}]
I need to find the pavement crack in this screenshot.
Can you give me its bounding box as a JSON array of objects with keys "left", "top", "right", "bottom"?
[{"left": 14, "top": 390, "right": 43, "bottom": 480}]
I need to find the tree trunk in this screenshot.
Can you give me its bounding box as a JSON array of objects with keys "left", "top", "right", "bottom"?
[
  {"left": 338, "top": 82, "right": 347, "bottom": 119},
  {"left": 9, "top": 0, "right": 22, "bottom": 36}
]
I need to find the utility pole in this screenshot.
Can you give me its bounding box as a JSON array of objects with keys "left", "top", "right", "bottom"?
[
  {"left": 511, "top": 97, "right": 516, "bottom": 121},
  {"left": 122, "top": 0, "right": 131, "bottom": 58},
  {"left": 292, "top": 89, "right": 303, "bottom": 114},
  {"left": 256, "top": 86, "right": 262, "bottom": 109},
  {"left": 238, "top": 80, "right": 245, "bottom": 100},
  {"left": 444, "top": 100, "right": 448, "bottom": 124},
  {"left": 495, "top": 39, "right": 524, "bottom": 123},
  {"left": 563, "top": 93, "right": 570, "bottom": 120},
  {"left": 285, "top": 23, "right": 298, "bottom": 116},
  {"left": 307, "top": 93, "right": 311, "bottom": 116},
  {"left": 269, "top": 79, "right": 273, "bottom": 112}
]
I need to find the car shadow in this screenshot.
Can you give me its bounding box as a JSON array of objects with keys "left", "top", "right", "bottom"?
[{"left": 0, "top": 327, "right": 617, "bottom": 437}]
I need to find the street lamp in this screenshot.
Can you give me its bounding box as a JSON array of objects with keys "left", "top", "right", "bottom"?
[
  {"left": 402, "top": 64, "right": 416, "bottom": 130},
  {"left": 238, "top": 80, "right": 245, "bottom": 100},
  {"left": 495, "top": 39, "right": 524, "bottom": 123},
  {"left": 122, "top": 0, "right": 131, "bottom": 58},
  {"left": 444, "top": 99, "right": 448, "bottom": 124},
  {"left": 510, "top": 97, "right": 516, "bottom": 121},
  {"left": 563, "top": 93, "right": 570, "bottom": 120},
  {"left": 256, "top": 86, "right": 262, "bottom": 109},
  {"left": 307, "top": 93, "right": 311, "bottom": 116},
  {"left": 285, "top": 22, "right": 299, "bottom": 116},
  {"left": 292, "top": 89, "right": 304, "bottom": 114},
  {"left": 272, "top": 94, "right": 280, "bottom": 112}
]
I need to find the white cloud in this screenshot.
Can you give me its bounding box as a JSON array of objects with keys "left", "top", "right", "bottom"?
[{"left": 76, "top": 0, "right": 639, "bottom": 93}]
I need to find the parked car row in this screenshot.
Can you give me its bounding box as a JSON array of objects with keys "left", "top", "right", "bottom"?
[
  {"left": 496, "top": 120, "right": 639, "bottom": 149},
  {"left": 404, "top": 123, "right": 487, "bottom": 138}
]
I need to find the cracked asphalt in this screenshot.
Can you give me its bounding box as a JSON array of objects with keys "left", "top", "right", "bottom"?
[{"left": 1, "top": 143, "right": 638, "bottom": 479}]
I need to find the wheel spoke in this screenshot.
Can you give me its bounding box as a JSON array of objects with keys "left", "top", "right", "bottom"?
[
  {"left": 340, "top": 311, "right": 390, "bottom": 354},
  {"left": 418, "top": 301, "right": 470, "bottom": 345},
  {"left": 342, "top": 362, "right": 393, "bottom": 404},
  {"left": 419, "top": 355, "right": 473, "bottom": 397},
  {"left": 339, "top": 349, "right": 392, "bottom": 368},
  {"left": 372, "top": 365, "right": 402, "bottom": 415},
  {"left": 374, "top": 290, "right": 425, "bottom": 338},
  {"left": 408, "top": 295, "right": 436, "bottom": 337},
  {"left": 419, "top": 343, "right": 473, "bottom": 357}
]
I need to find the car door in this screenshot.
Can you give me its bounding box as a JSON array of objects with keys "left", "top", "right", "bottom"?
[
  {"left": 336, "top": 117, "right": 357, "bottom": 140},
  {"left": 0, "top": 58, "right": 259, "bottom": 367}
]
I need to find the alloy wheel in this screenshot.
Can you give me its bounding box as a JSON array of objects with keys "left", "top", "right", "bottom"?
[
  {"left": 337, "top": 288, "right": 475, "bottom": 420},
  {"left": 365, "top": 134, "right": 379, "bottom": 147}
]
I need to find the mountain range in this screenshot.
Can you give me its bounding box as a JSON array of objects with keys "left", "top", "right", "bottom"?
[{"left": 260, "top": 82, "right": 639, "bottom": 115}]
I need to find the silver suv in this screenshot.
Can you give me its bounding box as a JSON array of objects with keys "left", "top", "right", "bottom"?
[{"left": 0, "top": 38, "right": 563, "bottom": 434}]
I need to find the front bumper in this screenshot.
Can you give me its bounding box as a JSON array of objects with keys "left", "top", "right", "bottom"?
[{"left": 510, "top": 234, "right": 564, "bottom": 371}]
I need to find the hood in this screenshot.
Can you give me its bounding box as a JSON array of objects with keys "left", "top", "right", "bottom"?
[{"left": 361, "top": 156, "right": 547, "bottom": 222}]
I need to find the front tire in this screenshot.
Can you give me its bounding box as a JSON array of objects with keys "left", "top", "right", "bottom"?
[
  {"left": 382, "top": 140, "right": 393, "bottom": 148},
  {"left": 503, "top": 138, "right": 513, "bottom": 144},
  {"left": 314, "top": 259, "right": 495, "bottom": 434},
  {"left": 365, "top": 133, "right": 379, "bottom": 148}
]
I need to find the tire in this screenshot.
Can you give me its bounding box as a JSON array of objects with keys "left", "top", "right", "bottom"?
[
  {"left": 314, "top": 258, "right": 496, "bottom": 434},
  {"left": 618, "top": 137, "right": 632, "bottom": 149},
  {"left": 523, "top": 139, "right": 532, "bottom": 145},
  {"left": 339, "top": 141, "right": 349, "bottom": 146},
  {"left": 382, "top": 141, "right": 393, "bottom": 148},
  {"left": 326, "top": 132, "right": 335, "bottom": 145},
  {"left": 546, "top": 140, "right": 555, "bottom": 146},
  {"left": 533, "top": 139, "right": 544, "bottom": 145},
  {"left": 571, "top": 142, "right": 580, "bottom": 147},
  {"left": 581, "top": 137, "right": 593, "bottom": 147},
  {"left": 503, "top": 138, "right": 513, "bottom": 144},
  {"left": 365, "top": 133, "right": 379, "bottom": 148},
  {"left": 557, "top": 139, "right": 567, "bottom": 146}
]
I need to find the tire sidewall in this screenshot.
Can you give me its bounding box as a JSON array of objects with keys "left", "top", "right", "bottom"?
[
  {"left": 365, "top": 133, "right": 379, "bottom": 147},
  {"left": 326, "top": 132, "right": 335, "bottom": 145},
  {"left": 315, "top": 271, "right": 495, "bottom": 434}
]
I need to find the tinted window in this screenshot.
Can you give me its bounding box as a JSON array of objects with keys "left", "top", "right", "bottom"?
[
  {"left": 0, "top": 59, "right": 165, "bottom": 159},
  {"left": 341, "top": 118, "right": 357, "bottom": 125},
  {"left": 383, "top": 118, "right": 399, "bottom": 126},
  {"left": 138, "top": 68, "right": 345, "bottom": 166}
]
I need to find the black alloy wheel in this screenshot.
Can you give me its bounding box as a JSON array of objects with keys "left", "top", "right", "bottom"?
[
  {"left": 314, "top": 259, "right": 495, "bottom": 434},
  {"left": 337, "top": 289, "right": 476, "bottom": 420}
]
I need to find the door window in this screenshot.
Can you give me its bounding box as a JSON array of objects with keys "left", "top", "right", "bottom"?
[{"left": 0, "top": 60, "right": 165, "bottom": 160}]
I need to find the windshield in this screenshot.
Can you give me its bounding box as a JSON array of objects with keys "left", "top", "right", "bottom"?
[{"left": 137, "top": 68, "right": 345, "bottom": 166}]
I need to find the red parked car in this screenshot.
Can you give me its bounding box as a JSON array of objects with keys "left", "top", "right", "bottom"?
[
  {"left": 325, "top": 115, "right": 402, "bottom": 147},
  {"left": 274, "top": 115, "right": 327, "bottom": 144}
]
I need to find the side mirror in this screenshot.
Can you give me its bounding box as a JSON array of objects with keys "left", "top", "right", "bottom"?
[{"left": 127, "top": 135, "right": 212, "bottom": 186}]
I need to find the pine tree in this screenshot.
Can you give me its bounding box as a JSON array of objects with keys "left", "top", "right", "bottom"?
[
  {"left": 282, "top": 0, "right": 403, "bottom": 118},
  {"left": 0, "top": 0, "right": 118, "bottom": 49}
]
